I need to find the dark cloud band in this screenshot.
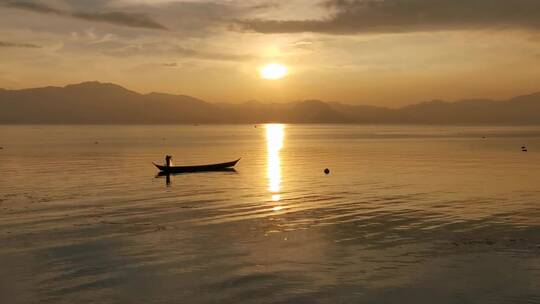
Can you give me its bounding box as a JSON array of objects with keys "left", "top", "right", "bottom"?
[
  {"left": 0, "top": 41, "right": 40, "bottom": 48},
  {"left": 5, "top": 1, "right": 167, "bottom": 30},
  {"left": 235, "top": 0, "right": 540, "bottom": 34}
]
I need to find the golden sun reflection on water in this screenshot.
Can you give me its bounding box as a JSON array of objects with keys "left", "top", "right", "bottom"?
[{"left": 266, "top": 124, "right": 284, "bottom": 202}]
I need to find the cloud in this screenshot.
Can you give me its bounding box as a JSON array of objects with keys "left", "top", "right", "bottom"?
[
  {"left": 73, "top": 11, "right": 167, "bottom": 30},
  {"left": 248, "top": 2, "right": 280, "bottom": 11},
  {"left": 176, "top": 47, "right": 255, "bottom": 62},
  {"left": 0, "top": 40, "right": 40, "bottom": 48},
  {"left": 162, "top": 62, "right": 178, "bottom": 67},
  {"left": 5, "top": 1, "right": 167, "bottom": 30},
  {"left": 235, "top": 0, "right": 540, "bottom": 34},
  {"left": 5, "top": 1, "right": 61, "bottom": 14}
]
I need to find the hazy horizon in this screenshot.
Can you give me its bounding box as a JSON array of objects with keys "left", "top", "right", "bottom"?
[
  {"left": 4, "top": 80, "right": 540, "bottom": 108},
  {"left": 3, "top": 80, "right": 540, "bottom": 124},
  {"left": 2, "top": 0, "right": 540, "bottom": 107}
]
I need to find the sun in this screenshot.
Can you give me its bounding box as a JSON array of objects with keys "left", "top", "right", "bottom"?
[{"left": 260, "top": 63, "right": 288, "bottom": 80}]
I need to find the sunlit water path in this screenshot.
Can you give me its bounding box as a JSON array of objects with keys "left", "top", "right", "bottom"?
[{"left": 1, "top": 125, "right": 540, "bottom": 303}]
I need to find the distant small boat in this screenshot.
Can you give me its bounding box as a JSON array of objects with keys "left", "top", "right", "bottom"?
[{"left": 153, "top": 158, "right": 240, "bottom": 173}]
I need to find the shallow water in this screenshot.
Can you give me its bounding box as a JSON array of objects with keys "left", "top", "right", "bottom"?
[{"left": 1, "top": 124, "right": 540, "bottom": 303}]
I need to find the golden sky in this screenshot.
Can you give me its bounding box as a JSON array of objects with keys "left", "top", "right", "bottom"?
[{"left": 1, "top": 0, "right": 540, "bottom": 106}]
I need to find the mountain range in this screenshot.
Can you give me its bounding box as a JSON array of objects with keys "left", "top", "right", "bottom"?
[{"left": 1, "top": 81, "right": 540, "bottom": 124}]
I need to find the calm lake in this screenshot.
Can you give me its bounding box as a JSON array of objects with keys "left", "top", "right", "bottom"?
[{"left": 1, "top": 125, "right": 540, "bottom": 303}]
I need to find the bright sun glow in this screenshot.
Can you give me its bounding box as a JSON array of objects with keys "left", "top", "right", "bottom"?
[{"left": 260, "top": 63, "right": 288, "bottom": 80}]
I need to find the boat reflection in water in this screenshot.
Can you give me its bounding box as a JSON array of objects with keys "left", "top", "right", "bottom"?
[
  {"left": 156, "top": 168, "right": 237, "bottom": 186},
  {"left": 266, "top": 124, "right": 284, "bottom": 203}
]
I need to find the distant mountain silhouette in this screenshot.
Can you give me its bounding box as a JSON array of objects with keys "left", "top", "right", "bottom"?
[{"left": 1, "top": 81, "right": 540, "bottom": 124}]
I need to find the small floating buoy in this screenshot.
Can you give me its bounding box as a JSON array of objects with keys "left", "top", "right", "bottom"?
[{"left": 324, "top": 168, "right": 330, "bottom": 175}]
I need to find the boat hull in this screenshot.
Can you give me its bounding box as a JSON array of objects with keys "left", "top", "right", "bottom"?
[{"left": 153, "top": 159, "right": 240, "bottom": 173}]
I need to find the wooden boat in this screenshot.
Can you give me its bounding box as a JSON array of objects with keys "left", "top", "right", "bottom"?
[{"left": 153, "top": 158, "right": 240, "bottom": 173}]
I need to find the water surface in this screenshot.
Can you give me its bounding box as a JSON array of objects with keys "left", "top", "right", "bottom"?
[{"left": 1, "top": 125, "right": 540, "bottom": 303}]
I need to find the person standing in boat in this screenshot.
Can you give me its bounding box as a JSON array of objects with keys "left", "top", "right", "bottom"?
[{"left": 165, "top": 155, "right": 173, "bottom": 167}]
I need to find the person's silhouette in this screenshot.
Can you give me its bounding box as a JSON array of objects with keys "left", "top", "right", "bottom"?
[{"left": 165, "top": 155, "right": 173, "bottom": 167}]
